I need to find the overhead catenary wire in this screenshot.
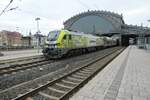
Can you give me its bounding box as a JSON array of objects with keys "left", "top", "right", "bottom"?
[
  {"left": 75, "top": 0, "right": 91, "bottom": 9},
  {"left": 0, "top": 0, "right": 63, "bottom": 35},
  {"left": 93, "top": 4, "right": 99, "bottom": 10},
  {"left": 75, "top": 0, "right": 100, "bottom": 10},
  {"left": 17, "top": 8, "right": 54, "bottom": 22},
  {"left": 0, "top": 0, "right": 14, "bottom": 16}
]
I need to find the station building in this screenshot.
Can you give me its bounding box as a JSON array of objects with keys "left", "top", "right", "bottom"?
[
  {"left": 64, "top": 10, "right": 150, "bottom": 48},
  {"left": 0, "top": 30, "right": 22, "bottom": 48}
]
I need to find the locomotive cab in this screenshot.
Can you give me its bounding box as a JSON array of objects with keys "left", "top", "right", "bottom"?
[
  {"left": 46, "top": 30, "right": 60, "bottom": 47},
  {"left": 42, "top": 30, "right": 69, "bottom": 58}
]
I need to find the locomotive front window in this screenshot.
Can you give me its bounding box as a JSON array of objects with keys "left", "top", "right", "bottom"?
[
  {"left": 63, "top": 35, "right": 67, "bottom": 40},
  {"left": 47, "top": 30, "right": 60, "bottom": 41},
  {"left": 69, "top": 35, "right": 72, "bottom": 40}
]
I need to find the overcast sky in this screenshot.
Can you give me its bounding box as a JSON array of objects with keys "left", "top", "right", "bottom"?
[{"left": 0, "top": 0, "right": 150, "bottom": 35}]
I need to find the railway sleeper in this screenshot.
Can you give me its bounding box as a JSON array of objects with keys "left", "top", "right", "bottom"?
[
  {"left": 84, "top": 67, "right": 96, "bottom": 70},
  {"left": 40, "top": 88, "right": 64, "bottom": 98},
  {"left": 67, "top": 76, "right": 83, "bottom": 82},
  {"left": 79, "top": 70, "right": 92, "bottom": 74},
  {"left": 75, "top": 72, "right": 90, "bottom": 77},
  {"left": 1, "top": 61, "right": 51, "bottom": 75},
  {"left": 1, "top": 69, "right": 7, "bottom": 72},
  {"left": 83, "top": 66, "right": 97, "bottom": 70},
  {"left": 62, "top": 79, "right": 79, "bottom": 85},
  {"left": 59, "top": 81, "right": 77, "bottom": 87},
  {"left": 17, "top": 59, "right": 44, "bottom": 65},
  {"left": 81, "top": 69, "right": 94, "bottom": 72},
  {"left": 38, "top": 91, "right": 59, "bottom": 100},
  {"left": 56, "top": 83, "right": 74, "bottom": 90},
  {"left": 24, "top": 97, "right": 34, "bottom": 100},
  {"left": 48, "top": 87, "right": 67, "bottom": 94},
  {"left": 52, "top": 84, "right": 71, "bottom": 92},
  {"left": 63, "top": 77, "right": 81, "bottom": 83},
  {"left": 85, "top": 67, "right": 99, "bottom": 72},
  {"left": 71, "top": 74, "right": 87, "bottom": 79},
  {"left": 31, "top": 94, "right": 50, "bottom": 100},
  {"left": 0, "top": 56, "right": 43, "bottom": 65}
]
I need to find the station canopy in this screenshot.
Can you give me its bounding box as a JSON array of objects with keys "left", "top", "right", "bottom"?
[{"left": 64, "top": 10, "right": 125, "bottom": 35}]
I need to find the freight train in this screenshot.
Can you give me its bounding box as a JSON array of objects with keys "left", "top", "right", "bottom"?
[{"left": 42, "top": 29, "right": 117, "bottom": 59}]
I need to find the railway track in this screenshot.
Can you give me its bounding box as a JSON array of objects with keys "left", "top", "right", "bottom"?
[
  {"left": 0, "top": 56, "right": 53, "bottom": 75},
  {"left": 12, "top": 47, "right": 124, "bottom": 100},
  {"left": 0, "top": 55, "right": 43, "bottom": 65}
]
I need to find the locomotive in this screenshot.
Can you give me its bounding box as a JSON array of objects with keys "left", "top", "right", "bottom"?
[{"left": 42, "top": 29, "right": 117, "bottom": 59}]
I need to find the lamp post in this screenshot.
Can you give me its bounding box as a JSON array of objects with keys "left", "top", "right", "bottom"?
[
  {"left": 147, "top": 20, "right": 150, "bottom": 49},
  {"left": 35, "top": 17, "right": 40, "bottom": 53}
]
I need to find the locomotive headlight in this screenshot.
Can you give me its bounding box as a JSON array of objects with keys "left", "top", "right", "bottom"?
[
  {"left": 45, "top": 45, "right": 48, "bottom": 48},
  {"left": 54, "top": 45, "right": 57, "bottom": 48}
]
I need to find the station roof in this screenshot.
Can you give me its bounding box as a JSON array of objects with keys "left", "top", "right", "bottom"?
[{"left": 64, "top": 10, "right": 124, "bottom": 34}]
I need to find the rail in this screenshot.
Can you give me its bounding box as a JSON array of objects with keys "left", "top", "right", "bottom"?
[{"left": 13, "top": 47, "right": 125, "bottom": 100}]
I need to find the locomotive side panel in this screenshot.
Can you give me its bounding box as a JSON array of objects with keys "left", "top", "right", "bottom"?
[{"left": 42, "top": 29, "right": 117, "bottom": 59}]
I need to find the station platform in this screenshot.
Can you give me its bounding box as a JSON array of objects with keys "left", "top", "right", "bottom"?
[
  {"left": 0, "top": 49, "right": 42, "bottom": 60},
  {"left": 70, "top": 46, "right": 150, "bottom": 100}
]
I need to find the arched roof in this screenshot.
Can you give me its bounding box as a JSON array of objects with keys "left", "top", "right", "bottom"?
[{"left": 64, "top": 10, "right": 124, "bottom": 34}]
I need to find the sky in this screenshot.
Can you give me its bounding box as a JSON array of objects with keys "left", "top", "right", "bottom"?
[{"left": 0, "top": 0, "right": 150, "bottom": 36}]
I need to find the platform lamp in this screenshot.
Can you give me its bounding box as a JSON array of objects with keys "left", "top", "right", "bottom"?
[
  {"left": 147, "top": 20, "right": 150, "bottom": 49},
  {"left": 35, "top": 17, "right": 41, "bottom": 53}
]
